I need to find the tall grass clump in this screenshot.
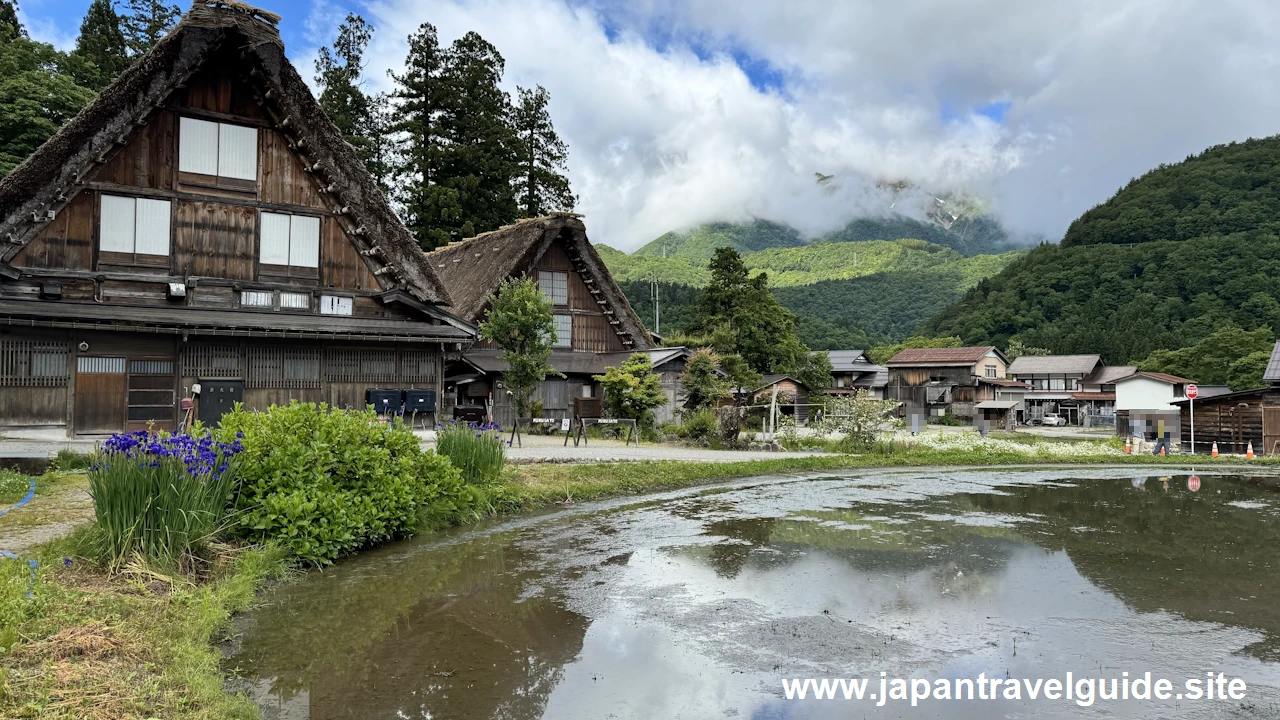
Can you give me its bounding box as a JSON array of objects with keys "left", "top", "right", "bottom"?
[
  {"left": 436, "top": 420, "right": 506, "bottom": 485},
  {"left": 88, "top": 430, "right": 243, "bottom": 569}
]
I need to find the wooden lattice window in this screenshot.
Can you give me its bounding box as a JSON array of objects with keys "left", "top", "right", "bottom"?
[
  {"left": 325, "top": 349, "right": 397, "bottom": 383},
  {"left": 0, "top": 340, "right": 68, "bottom": 387},
  {"left": 182, "top": 344, "right": 243, "bottom": 379},
  {"left": 401, "top": 350, "right": 439, "bottom": 384},
  {"left": 246, "top": 347, "right": 321, "bottom": 389}
]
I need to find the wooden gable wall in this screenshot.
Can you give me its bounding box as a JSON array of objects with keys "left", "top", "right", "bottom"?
[
  {"left": 535, "top": 241, "right": 626, "bottom": 353},
  {"left": 8, "top": 55, "right": 384, "bottom": 315}
]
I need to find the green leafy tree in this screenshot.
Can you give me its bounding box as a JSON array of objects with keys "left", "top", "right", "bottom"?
[
  {"left": 787, "top": 347, "right": 834, "bottom": 397},
  {"left": 0, "top": 27, "right": 97, "bottom": 176},
  {"left": 1228, "top": 350, "right": 1271, "bottom": 391},
  {"left": 1005, "top": 338, "right": 1050, "bottom": 362},
  {"left": 680, "top": 348, "right": 731, "bottom": 410},
  {"left": 513, "top": 84, "right": 574, "bottom": 217},
  {"left": 1136, "top": 325, "right": 1274, "bottom": 390},
  {"left": 70, "top": 0, "right": 129, "bottom": 90},
  {"left": 120, "top": 0, "right": 179, "bottom": 56},
  {"left": 479, "top": 278, "right": 560, "bottom": 418},
  {"left": 391, "top": 23, "right": 462, "bottom": 249},
  {"left": 594, "top": 354, "right": 666, "bottom": 428}
]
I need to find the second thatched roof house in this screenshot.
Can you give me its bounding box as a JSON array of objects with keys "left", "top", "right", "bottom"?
[{"left": 426, "top": 214, "right": 678, "bottom": 425}]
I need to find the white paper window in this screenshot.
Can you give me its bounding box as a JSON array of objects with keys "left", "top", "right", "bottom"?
[
  {"left": 179, "top": 116, "right": 258, "bottom": 181},
  {"left": 218, "top": 123, "right": 258, "bottom": 180},
  {"left": 241, "top": 290, "right": 272, "bottom": 307},
  {"left": 552, "top": 314, "right": 572, "bottom": 347},
  {"left": 320, "top": 295, "right": 353, "bottom": 316},
  {"left": 280, "top": 292, "right": 310, "bottom": 309},
  {"left": 99, "top": 195, "right": 170, "bottom": 256},
  {"left": 538, "top": 271, "right": 568, "bottom": 305},
  {"left": 178, "top": 117, "right": 219, "bottom": 175},
  {"left": 260, "top": 212, "right": 319, "bottom": 268}
]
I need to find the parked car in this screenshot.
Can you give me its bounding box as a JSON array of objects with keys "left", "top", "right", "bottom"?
[{"left": 1041, "top": 413, "right": 1067, "bottom": 426}]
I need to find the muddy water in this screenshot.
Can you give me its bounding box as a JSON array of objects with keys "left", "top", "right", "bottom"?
[{"left": 226, "top": 468, "right": 1280, "bottom": 719}]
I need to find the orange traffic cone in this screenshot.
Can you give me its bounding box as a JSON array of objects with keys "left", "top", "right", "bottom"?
[
  {"left": 1159, "top": 446, "right": 1166, "bottom": 456},
  {"left": 1211, "top": 442, "right": 1219, "bottom": 457},
  {"left": 1247, "top": 441, "right": 1255, "bottom": 459},
  {"left": 1124, "top": 438, "right": 1131, "bottom": 454}
]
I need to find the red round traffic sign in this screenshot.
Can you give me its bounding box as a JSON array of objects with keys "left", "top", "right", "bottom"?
[
  {"left": 1188, "top": 475, "right": 1201, "bottom": 492},
  {"left": 1187, "top": 384, "right": 1198, "bottom": 399}
]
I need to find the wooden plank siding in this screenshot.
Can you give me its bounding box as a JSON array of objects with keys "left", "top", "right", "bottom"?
[
  {"left": 173, "top": 200, "right": 256, "bottom": 280},
  {"left": 259, "top": 129, "right": 324, "bottom": 208},
  {"left": 322, "top": 219, "right": 378, "bottom": 291},
  {"left": 14, "top": 191, "right": 95, "bottom": 270},
  {"left": 93, "top": 110, "right": 176, "bottom": 190},
  {"left": 535, "top": 240, "right": 626, "bottom": 353}
]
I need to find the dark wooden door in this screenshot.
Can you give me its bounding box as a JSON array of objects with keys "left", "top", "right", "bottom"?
[
  {"left": 75, "top": 357, "right": 127, "bottom": 434},
  {"left": 197, "top": 379, "right": 243, "bottom": 427}
]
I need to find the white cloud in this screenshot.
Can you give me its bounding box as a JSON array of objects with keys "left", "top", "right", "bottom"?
[{"left": 304, "top": 0, "right": 1280, "bottom": 250}]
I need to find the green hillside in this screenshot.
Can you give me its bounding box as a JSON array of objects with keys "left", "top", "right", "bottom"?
[
  {"left": 1062, "top": 135, "right": 1280, "bottom": 247},
  {"left": 606, "top": 237, "right": 1020, "bottom": 350},
  {"left": 635, "top": 220, "right": 804, "bottom": 260}
]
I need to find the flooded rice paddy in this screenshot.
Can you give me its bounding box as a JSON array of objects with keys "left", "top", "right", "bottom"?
[{"left": 227, "top": 468, "right": 1280, "bottom": 718}]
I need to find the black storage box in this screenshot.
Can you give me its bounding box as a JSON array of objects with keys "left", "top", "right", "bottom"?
[
  {"left": 453, "top": 405, "right": 487, "bottom": 423},
  {"left": 404, "top": 389, "right": 437, "bottom": 413},
  {"left": 365, "top": 388, "right": 403, "bottom": 413},
  {"left": 574, "top": 397, "right": 603, "bottom": 419}
]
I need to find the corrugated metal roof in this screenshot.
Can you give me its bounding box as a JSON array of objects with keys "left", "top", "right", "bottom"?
[
  {"left": 1265, "top": 341, "right": 1280, "bottom": 381},
  {"left": 852, "top": 368, "right": 888, "bottom": 387},
  {"left": 1085, "top": 365, "right": 1139, "bottom": 385},
  {"left": 887, "top": 346, "right": 999, "bottom": 366},
  {"left": 827, "top": 350, "right": 871, "bottom": 371},
  {"left": 1007, "top": 354, "right": 1101, "bottom": 376},
  {"left": 975, "top": 400, "right": 1019, "bottom": 409},
  {"left": 1117, "top": 371, "right": 1193, "bottom": 385}
]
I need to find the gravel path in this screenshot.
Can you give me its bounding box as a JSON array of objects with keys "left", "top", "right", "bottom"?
[
  {"left": 426, "top": 433, "right": 826, "bottom": 464},
  {"left": 0, "top": 484, "right": 93, "bottom": 554}
]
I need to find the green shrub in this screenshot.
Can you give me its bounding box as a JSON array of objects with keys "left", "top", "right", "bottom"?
[
  {"left": 0, "top": 468, "right": 30, "bottom": 503},
  {"left": 679, "top": 408, "right": 717, "bottom": 441},
  {"left": 216, "top": 402, "right": 476, "bottom": 565},
  {"left": 436, "top": 420, "right": 506, "bottom": 485},
  {"left": 88, "top": 430, "right": 242, "bottom": 569}
]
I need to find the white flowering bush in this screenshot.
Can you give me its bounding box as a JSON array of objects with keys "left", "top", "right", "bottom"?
[{"left": 893, "top": 429, "right": 1126, "bottom": 458}]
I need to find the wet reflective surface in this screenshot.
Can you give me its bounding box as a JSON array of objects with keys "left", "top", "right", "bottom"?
[{"left": 226, "top": 469, "right": 1280, "bottom": 718}]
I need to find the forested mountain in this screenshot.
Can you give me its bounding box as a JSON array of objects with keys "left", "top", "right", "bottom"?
[
  {"left": 634, "top": 208, "right": 1019, "bottom": 263},
  {"left": 636, "top": 220, "right": 804, "bottom": 260},
  {"left": 1062, "top": 135, "right": 1280, "bottom": 247},
  {"left": 606, "top": 238, "right": 1020, "bottom": 350},
  {"left": 927, "top": 134, "right": 1280, "bottom": 374}
]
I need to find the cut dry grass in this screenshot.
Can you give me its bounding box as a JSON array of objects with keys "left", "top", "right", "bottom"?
[{"left": 0, "top": 535, "right": 289, "bottom": 720}]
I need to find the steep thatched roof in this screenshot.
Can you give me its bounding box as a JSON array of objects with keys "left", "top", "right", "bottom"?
[
  {"left": 425, "top": 214, "right": 653, "bottom": 349},
  {"left": 0, "top": 1, "right": 451, "bottom": 306}
]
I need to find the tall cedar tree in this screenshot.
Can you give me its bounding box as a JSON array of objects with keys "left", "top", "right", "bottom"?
[
  {"left": 315, "top": 15, "right": 394, "bottom": 190},
  {"left": 120, "top": 0, "right": 179, "bottom": 56},
  {"left": 513, "top": 85, "right": 575, "bottom": 217},
  {"left": 0, "top": 6, "right": 96, "bottom": 175},
  {"left": 690, "top": 247, "right": 831, "bottom": 391},
  {"left": 440, "top": 32, "right": 519, "bottom": 241},
  {"left": 72, "top": 0, "right": 129, "bottom": 90},
  {"left": 391, "top": 23, "right": 463, "bottom": 249}
]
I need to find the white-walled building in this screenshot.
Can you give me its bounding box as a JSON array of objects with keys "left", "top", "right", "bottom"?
[{"left": 1115, "top": 372, "right": 1192, "bottom": 443}]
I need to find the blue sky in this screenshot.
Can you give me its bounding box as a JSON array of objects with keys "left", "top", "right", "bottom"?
[{"left": 18, "top": 0, "right": 1280, "bottom": 251}]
